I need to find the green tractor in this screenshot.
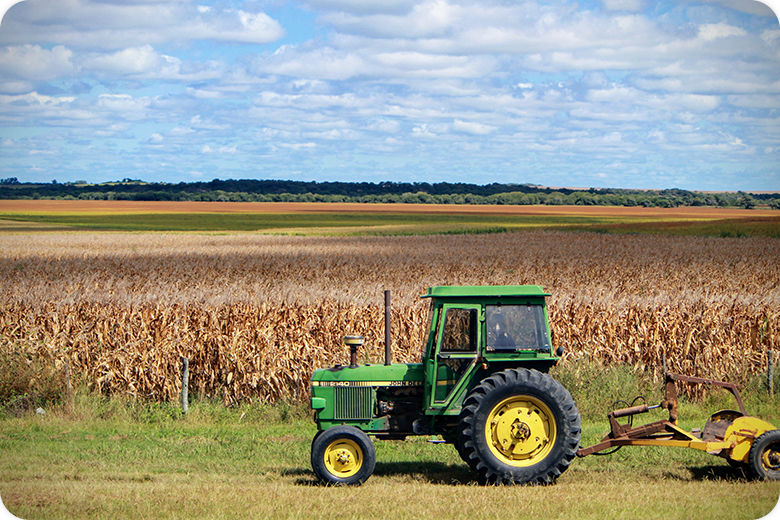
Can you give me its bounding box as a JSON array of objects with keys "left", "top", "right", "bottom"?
[{"left": 309, "top": 286, "right": 581, "bottom": 485}]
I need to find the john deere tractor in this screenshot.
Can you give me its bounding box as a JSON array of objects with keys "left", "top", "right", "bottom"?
[{"left": 309, "top": 286, "right": 581, "bottom": 485}]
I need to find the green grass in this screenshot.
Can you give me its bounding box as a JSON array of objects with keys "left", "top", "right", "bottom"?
[
  {"left": 2, "top": 375, "right": 779, "bottom": 520},
  {"left": 563, "top": 216, "right": 780, "bottom": 238},
  {"left": 2, "top": 210, "right": 779, "bottom": 238},
  {"left": 0, "top": 211, "right": 635, "bottom": 234}
]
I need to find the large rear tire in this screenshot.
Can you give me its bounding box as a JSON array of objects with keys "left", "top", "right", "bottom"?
[
  {"left": 458, "top": 368, "right": 580, "bottom": 485},
  {"left": 311, "top": 425, "right": 376, "bottom": 485}
]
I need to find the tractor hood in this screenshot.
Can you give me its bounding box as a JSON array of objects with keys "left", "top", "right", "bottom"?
[{"left": 310, "top": 362, "right": 424, "bottom": 388}]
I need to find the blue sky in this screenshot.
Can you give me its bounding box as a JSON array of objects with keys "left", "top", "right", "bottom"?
[{"left": 0, "top": 0, "right": 778, "bottom": 190}]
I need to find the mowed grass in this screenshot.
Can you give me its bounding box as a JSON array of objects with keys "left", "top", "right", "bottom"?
[
  {"left": 1, "top": 393, "right": 779, "bottom": 520},
  {"left": 1, "top": 362, "right": 778, "bottom": 519}
]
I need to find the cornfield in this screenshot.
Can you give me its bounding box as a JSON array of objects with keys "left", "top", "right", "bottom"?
[{"left": 1, "top": 231, "right": 778, "bottom": 404}]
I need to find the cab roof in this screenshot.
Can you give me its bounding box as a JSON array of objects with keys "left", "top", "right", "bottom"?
[{"left": 421, "top": 285, "right": 550, "bottom": 299}]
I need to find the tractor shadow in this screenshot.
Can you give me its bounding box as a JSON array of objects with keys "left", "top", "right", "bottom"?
[
  {"left": 372, "top": 461, "right": 478, "bottom": 485},
  {"left": 682, "top": 463, "right": 751, "bottom": 482},
  {"left": 291, "top": 462, "right": 478, "bottom": 486}
]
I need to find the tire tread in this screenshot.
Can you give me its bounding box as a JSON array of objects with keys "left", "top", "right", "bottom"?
[{"left": 457, "top": 368, "right": 581, "bottom": 485}]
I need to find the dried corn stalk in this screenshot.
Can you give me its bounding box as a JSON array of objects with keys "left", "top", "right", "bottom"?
[{"left": 1, "top": 231, "right": 777, "bottom": 403}]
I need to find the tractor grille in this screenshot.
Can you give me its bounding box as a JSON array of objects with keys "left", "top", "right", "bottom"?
[{"left": 334, "top": 387, "right": 375, "bottom": 420}]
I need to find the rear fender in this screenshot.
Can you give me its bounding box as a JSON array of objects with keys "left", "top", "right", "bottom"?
[{"left": 723, "top": 416, "right": 778, "bottom": 463}]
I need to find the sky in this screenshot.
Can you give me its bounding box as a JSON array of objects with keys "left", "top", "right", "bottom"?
[{"left": 0, "top": 0, "right": 778, "bottom": 191}]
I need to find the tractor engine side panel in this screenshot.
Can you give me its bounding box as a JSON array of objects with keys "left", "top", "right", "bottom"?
[{"left": 310, "top": 363, "right": 424, "bottom": 432}]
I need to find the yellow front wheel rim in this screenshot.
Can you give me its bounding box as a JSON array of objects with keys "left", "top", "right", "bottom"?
[
  {"left": 324, "top": 439, "right": 363, "bottom": 478},
  {"left": 486, "top": 395, "right": 556, "bottom": 467}
]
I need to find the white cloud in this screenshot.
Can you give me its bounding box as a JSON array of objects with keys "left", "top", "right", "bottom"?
[
  {"left": 762, "top": 29, "right": 780, "bottom": 43},
  {"left": 82, "top": 45, "right": 161, "bottom": 75},
  {"left": 305, "top": 0, "right": 418, "bottom": 16},
  {"left": 452, "top": 119, "right": 496, "bottom": 135},
  {"left": 97, "top": 93, "right": 151, "bottom": 120},
  {"left": 364, "top": 119, "right": 401, "bottom": 133},
  {"left": 256, "top": 44, "right": 496, "bottom": 81},
  {"left": 0, "top": 80, "right": 34, "bottom": 93},
  {"left": 321, "top": 0, "right": 462, "bottom": 39},
  {"left": 0, "top": 44, "right": 75, "bottom": 80},
  {"left": 727, "top": 94, "right": 780, "bottom": 109},
  {"left": 684, "top": 0, "right": 776, "bottom": 17},
  {"left": 277, "top": 142, "right": 317, "bottom": 150},
  {"left": 186, "top": 87, "right": 223, "bottom": 99},
  {"left": 666, "top": 93, "right": 721, "bottom": 112},
  {"left": 81, "top": 46, "right": 222, "bottom": 81},
  {"left": 602, "top": 0, "right": 644, "bottom": 11},
  {"left": 698, "top": 23, "right": 747, "bottom": 41},
  {"left": 257, "top": 47, "right": 366, "bottom": 81},
  {"left": 190, "top": 115, "right": 229, "bottom": 131},
  {"left": 0, "top": 0, "right": 285, "bottom": 49},
  {"left": 586, "top": 86, "right": 642, "bottom": 104},
  {"left": 170, "top": 126, "right": 195, "bottom": 136},
  {"left": 0, "top": 91, "right": 74, "bottom": 106}
]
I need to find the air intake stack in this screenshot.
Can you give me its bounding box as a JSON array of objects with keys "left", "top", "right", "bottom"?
[{"left": 343, "top": 335, "right": 363, "bottom": 368}]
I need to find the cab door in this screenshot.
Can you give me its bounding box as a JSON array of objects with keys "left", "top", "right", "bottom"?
[{"left": 426, "top": 304, "right": 481, "bottom": 410}]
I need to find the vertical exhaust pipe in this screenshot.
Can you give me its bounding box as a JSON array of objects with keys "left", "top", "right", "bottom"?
[{"left": 384, "top": 290, "right": 392, "bottom": 366}]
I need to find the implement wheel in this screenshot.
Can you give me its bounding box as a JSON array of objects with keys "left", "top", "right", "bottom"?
[
  {"left": 458, "top": 368, "right": 581, "bottom": 485},
  {"left": 311, "top": 425, "right": 376, "bottom": 485},
  {"left": 749, "top": 429, "right": 780, "bottom": 481}
]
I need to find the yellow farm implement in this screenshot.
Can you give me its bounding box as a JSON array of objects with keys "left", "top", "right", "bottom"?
[{"left": 577, "top": 372, "right": 779, "bottom": 480}]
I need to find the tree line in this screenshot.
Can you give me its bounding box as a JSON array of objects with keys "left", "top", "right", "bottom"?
[{"left": 1, "top": 177, "right": 777, "bottom": 209}]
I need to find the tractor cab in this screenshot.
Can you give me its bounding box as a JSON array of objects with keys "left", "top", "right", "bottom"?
[{"left": 420, "top": 285, "right": 560, "bottom": 415}]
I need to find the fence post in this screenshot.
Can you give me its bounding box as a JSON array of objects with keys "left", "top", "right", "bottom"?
[
  {"left": 65, "top": 359, "right": 73, "bottom": 414},
  {"left": 181, "top": 357, "right": 189, "bottom": 414}
]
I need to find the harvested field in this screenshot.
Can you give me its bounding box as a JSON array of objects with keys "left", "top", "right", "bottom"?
[
  {"left": 1, "top": 231, "right": 778, "bottom": 404},
  {"left": 3, "top": 200, "right": 778, "bottom": 236},
  {"left": 0, "top": 199, "right": 775, "bottom": 218}
]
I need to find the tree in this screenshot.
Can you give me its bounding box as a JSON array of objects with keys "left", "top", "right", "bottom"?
[{"left": 737, "top": 193, "right": 756, "bottom": 209}]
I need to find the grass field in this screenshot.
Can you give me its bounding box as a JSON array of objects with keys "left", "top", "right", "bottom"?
[{"left": 1, "top": 393, "right": 779, "bottom": 520}]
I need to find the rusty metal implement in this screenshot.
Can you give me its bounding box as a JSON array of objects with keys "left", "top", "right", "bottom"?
[{"left": 577, "top": 372, "right": 780, "bottom": 480}]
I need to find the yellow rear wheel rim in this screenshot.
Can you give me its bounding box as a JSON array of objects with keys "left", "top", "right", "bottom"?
[
  {"left": 761, "top": 443, "right": 780, "bottom": 472},
  {"left": 324, "top": 439, "right": 363, "bottom": 478},
  {"left": 486, "top": 395, "right": 556, "bottom": 467}
]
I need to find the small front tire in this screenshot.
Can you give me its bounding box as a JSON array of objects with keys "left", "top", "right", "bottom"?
[
  {"left": 749, "top": 429, "right": 780, "bottom": 481},
  {"left": 311, "top": 425, "right": 376, "bottom": 485}
]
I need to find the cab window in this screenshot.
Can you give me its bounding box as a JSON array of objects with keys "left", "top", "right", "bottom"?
[
  {"left": 440, "top": 307, "right": 476, "bottom": 351},
  {"left": 486, "top": 304, "right": 550, "bottom": 351}
]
